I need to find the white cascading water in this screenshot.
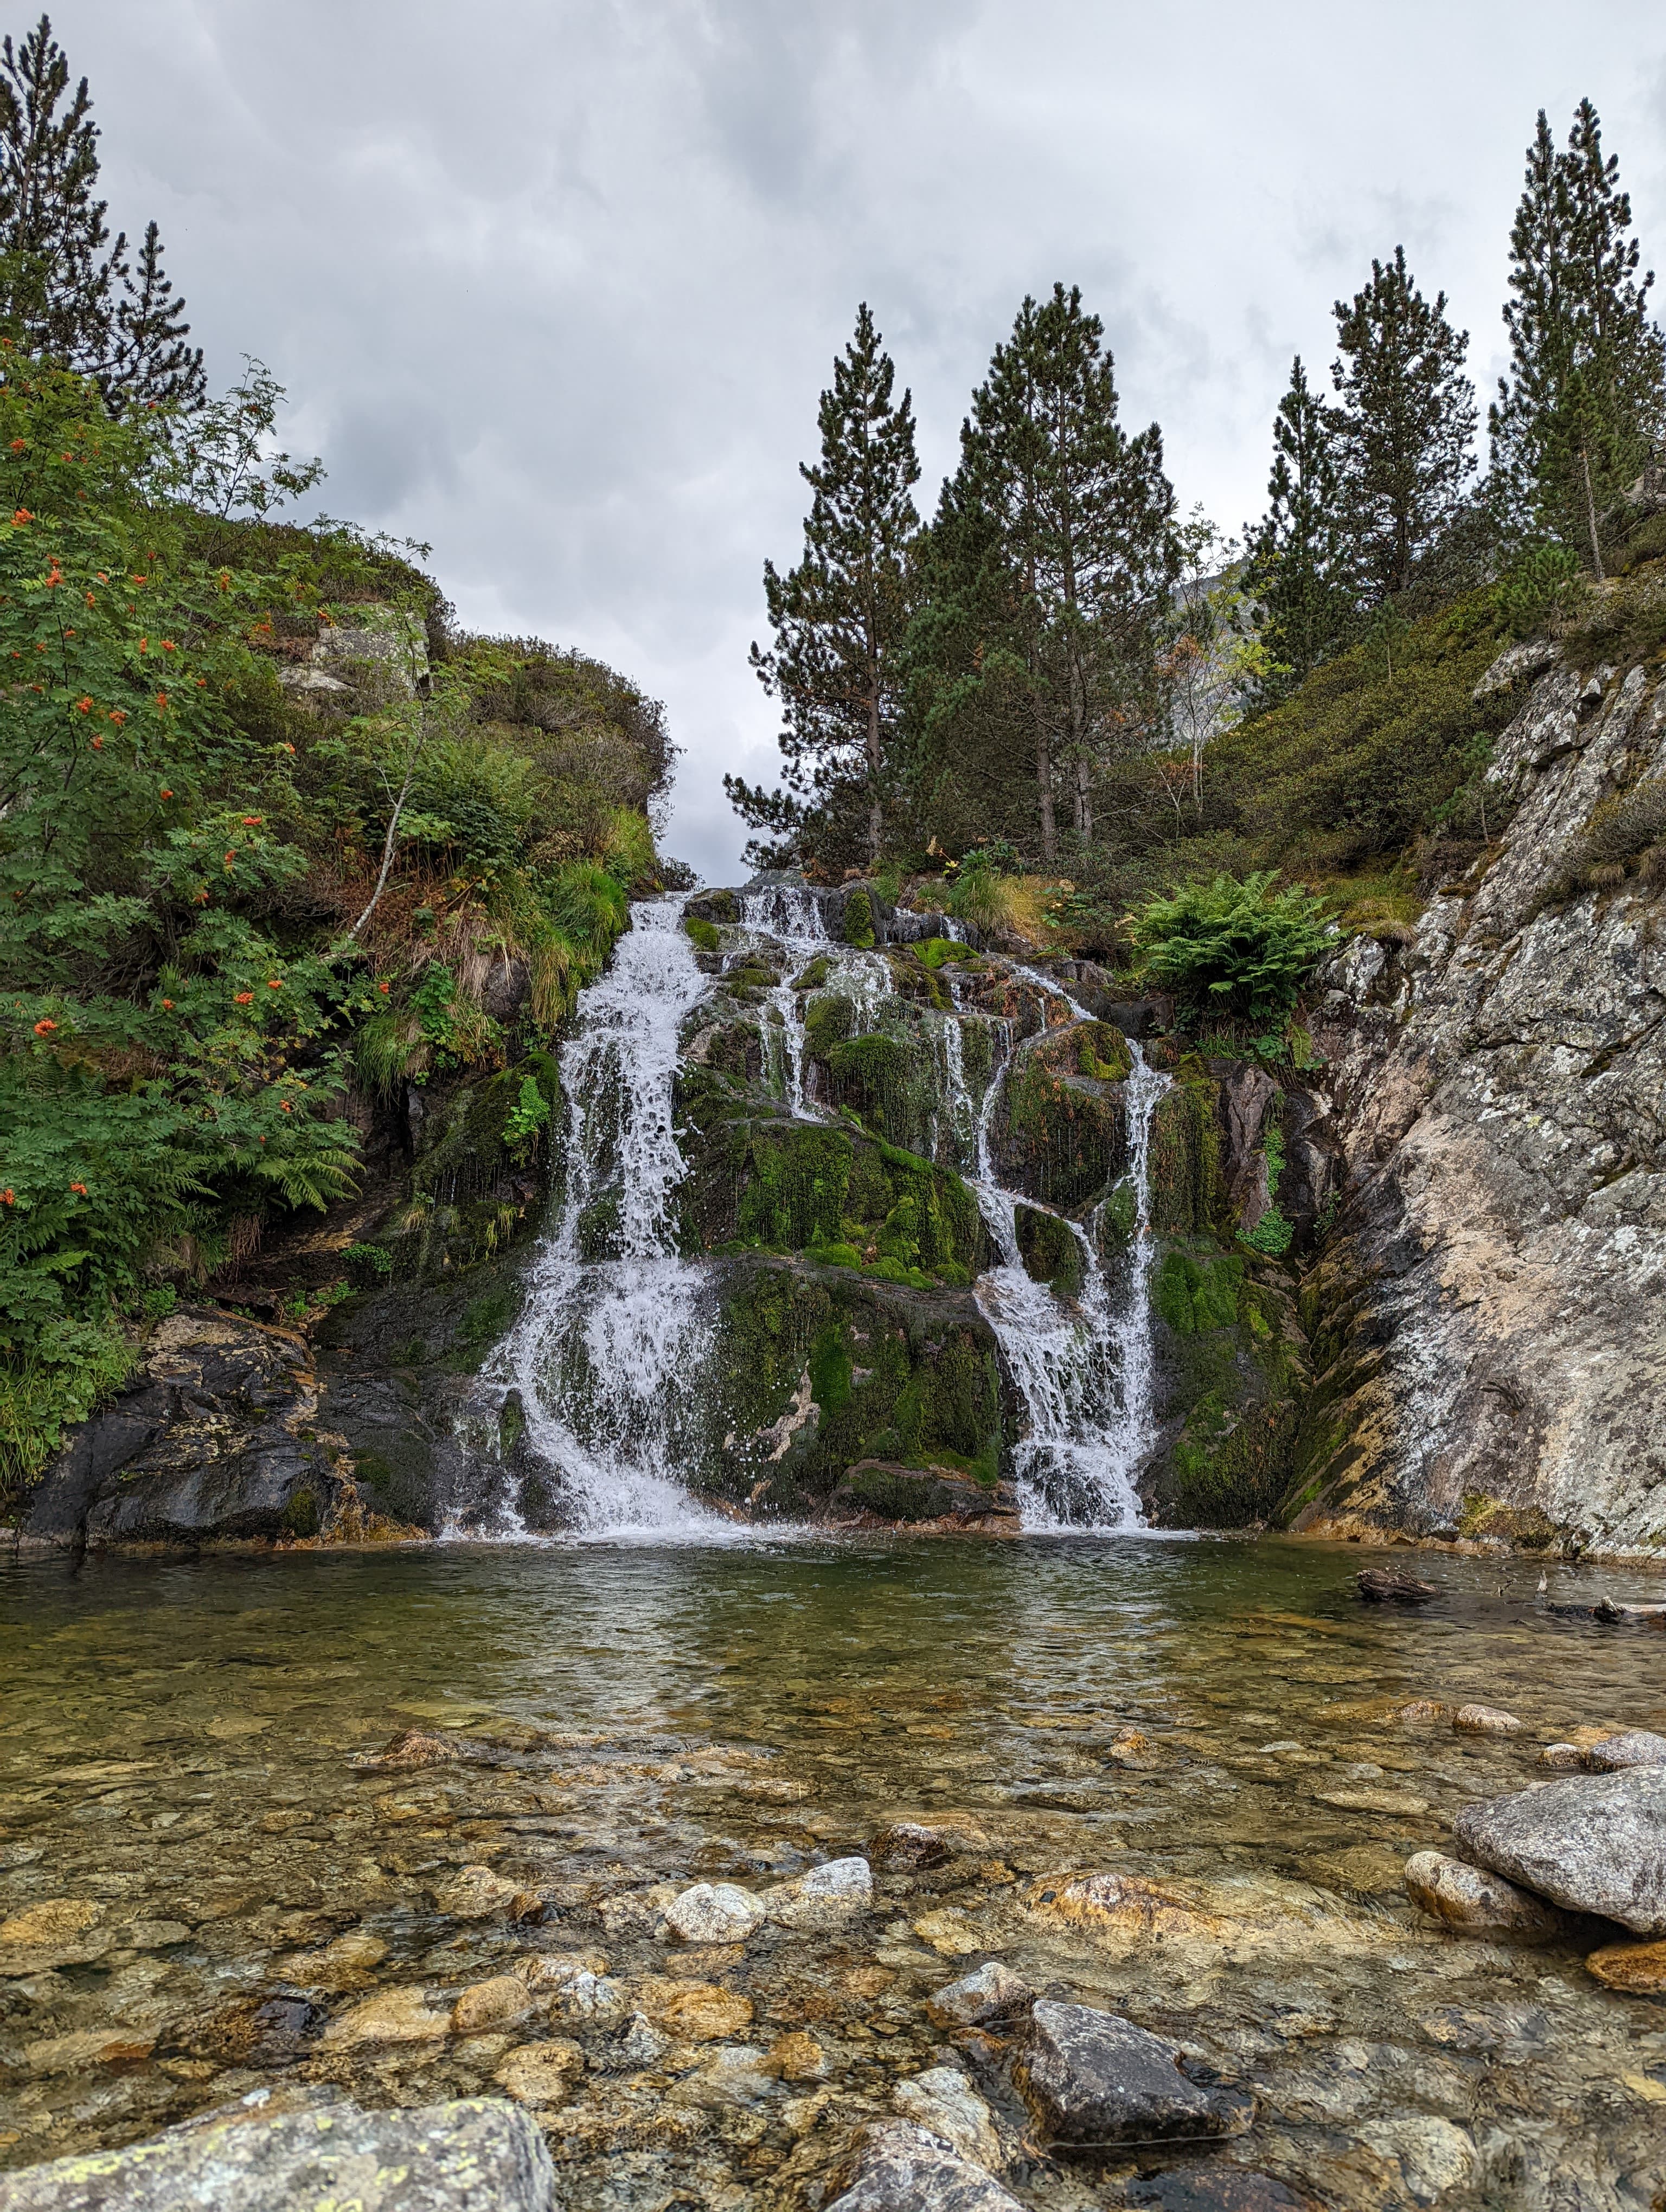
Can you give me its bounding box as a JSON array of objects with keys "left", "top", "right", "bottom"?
[
  {"left": 472, "top": 884, "right": 1169, "bottom": 1538},
  {"left": 943, "top": 984, "right": 1170, "bottom": 1531},
  {"left": 479, "top": 898, "right": 729, "bottom": 1538},
  {"left": 740, "top": 886, "right": 827, "bottom": 1120}
]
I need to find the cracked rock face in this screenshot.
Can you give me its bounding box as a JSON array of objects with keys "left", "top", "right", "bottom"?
[{"left": 1296, "top": 649, "right": 1666, "bottom": 1556}]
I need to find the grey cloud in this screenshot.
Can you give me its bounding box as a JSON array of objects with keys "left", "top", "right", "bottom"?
[{"left": 43, "top": 0, "right": 1666, "bottom": 880}]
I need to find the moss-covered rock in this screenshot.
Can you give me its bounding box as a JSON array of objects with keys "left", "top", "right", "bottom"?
[
  {"left": 700, "top": 1257, "right": 1007, "bottom": 1519},
  {"left": 1014, "top": 1203, "right": 1084, "bottom": 1298},
  {"left": 843, "top": 887, "right": 876, "bottom": 947}
]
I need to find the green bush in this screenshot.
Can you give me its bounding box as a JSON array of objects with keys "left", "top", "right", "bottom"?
[
  {"left": 1494, "top": 542, "right": 1581, "bottom": 639},
  {"left": 342, "top": 1242, "right": 394, "bottom": 1286},
  {"left": 1133, "top": 873, "right": 1332, "bottom": 1024}
]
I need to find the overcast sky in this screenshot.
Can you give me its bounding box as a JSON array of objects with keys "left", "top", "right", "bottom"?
[{"left": 48, "top": 0, "right": 1666, "bottom": 880}]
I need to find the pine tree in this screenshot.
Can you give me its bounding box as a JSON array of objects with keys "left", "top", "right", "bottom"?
[
  {"left": 727, "top": 302, "right": 919, "bottom": 870},
  {"left": 0, "top": 15, "right": 203, "bottom": 410},
  {"left": 1331, "top": 246, "right": 1476, "bottom": 599},
  {"left": 1490, "top": 100, "right": 1666, "bottom": 573},
  {"left": 1243, "top": 356, "right": 1357, "bottom": 702},
  {"left": 941, "top": 284, "right": 1176, "bottom": 858}
]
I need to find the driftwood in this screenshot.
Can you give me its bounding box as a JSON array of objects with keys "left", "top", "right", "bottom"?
[
  {"left": 1355, "top": 1567, "right": 1439, "bottom": 1606},
  {"left": 1545, "top": 1595, "right": 1666, "bottom": 1626}
]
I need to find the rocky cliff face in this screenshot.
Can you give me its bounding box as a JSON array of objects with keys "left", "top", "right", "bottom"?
[{"left": 1293, "top": 642, "right": 1666, "bottom": 1558}]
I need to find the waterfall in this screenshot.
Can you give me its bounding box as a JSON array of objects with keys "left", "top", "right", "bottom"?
[
  {"left": 964, "top": 1013, "right": 1171, "bottom": 1532},
  {"left": 479, "top": 898, "right": 729, "bottom": 1539},
  {"left": 462, "top": 882, "right": 1171, "bottom": 1541},
  {"left": 741, "top": 888, "right": 826, "bottom": 1120}
]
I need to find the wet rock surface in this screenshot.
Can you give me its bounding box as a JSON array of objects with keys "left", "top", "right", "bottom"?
[{"left": 1401, "top": 1851, "right": 1569, "bottom": 1940}]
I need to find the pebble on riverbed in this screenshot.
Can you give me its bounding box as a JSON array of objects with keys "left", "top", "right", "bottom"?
[
  {"left": 1583, "top": 1936, "right": 1666, "bottom": 1994},
  {"left": 824, "top": 2120, "right": 1025, "bottom": 2212},
  {"left": 925, "top": 1959, "right": 1033, "bottom": 2029}
]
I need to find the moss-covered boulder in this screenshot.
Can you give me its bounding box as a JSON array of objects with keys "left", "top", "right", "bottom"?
[
  {"left": 1014, "top": 1203, "right": 1084, "bottom": 1298},
  {"left": 700, "top": 1257, "right": 1007, "bottom": 1520}
]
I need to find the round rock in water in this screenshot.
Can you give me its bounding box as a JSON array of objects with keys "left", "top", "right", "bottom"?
[
  {"left": 1402, "top": 1851, "right": 1568, "bottom": 1940},
  {"left": 1452, "top": 1704, "right": 1522, "bottom": 1735},
  {"left": 1587, "top": 1730, "right": 1666, "bottom": 1772},
  {"left": 1452, "top": 1768, "right": 1666, "bottom": 1934},
  {"left": 663, "top": 1881, "right": 766, "bottom": 1944},
  {"left": 1014, "top": 2001, "right": 1253, "bottom": 2146},
  {"left": 765, "top": 1855, "right": 873, "bottom": 1929}
]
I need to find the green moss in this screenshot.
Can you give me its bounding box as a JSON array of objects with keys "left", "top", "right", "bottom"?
[
  {"left": 793, "top": 955, "right": 831, "bottom": 989},
  {"left": 1154, "top": 1246, "right": 1242, "bottom": 1335},
  {"left": 683, "top": 915, "right": 720, "bottom": 953},
  {"left": 1015, "top": 1203, "right": 1084, "bottom": 1297},
  {"left": 804, "top": 992, "right": 855, "bottom": 1062},
  {"left": 809, "top": 1322, "right": 853, "bottom": 1412},
  {"left": 1148, "top": 1075, "right": 1232, "bottom": 1238},
  {"left": 735, "top": 1123, "right": 853, "bottom": 1250},
  {"left": 807, "top": 1240, "right": 862, "bottom": 1270},
  {"left": 844, "top": 888, "right": 876, "bottom": 947},
  {"left": 279, "top": 1487, "right": 319, "bottom": 1539},
  {"left": 916, "top": 936, "right": 979, "bottom": 969}
]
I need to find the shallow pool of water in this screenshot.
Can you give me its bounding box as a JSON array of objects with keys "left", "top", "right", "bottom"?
[{"left": 2, "top": 1536, "right": 1664, "bottom": 2208}]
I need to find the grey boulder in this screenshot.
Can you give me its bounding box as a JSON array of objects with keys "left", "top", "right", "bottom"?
[
  {"left": 823, "top": 2120, "right": 1023, "bottom": 2211},
  {"left": 1453, "top": 1767, "right": 1666, "bottom": 1934},
  {"left": 1587, "top": 1729, "right": 1666, "bottom": 1772},
  {"left": 1013, "top": 2001, "right": 1252, "bottom": 2147},
  {"left": 0, "top": 2093, "right": 555, "bottom": 2211}
]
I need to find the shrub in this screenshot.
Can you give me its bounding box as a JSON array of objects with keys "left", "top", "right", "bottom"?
[
  {"left": 1494, "top": 542, "right": 1581, "bottom": 639},
  {"left": 1133, "top": 873, "right": 1332, "bottom": 1024},
  {"left": 343, "top": 1242, "right": 394, "bottom": 1286},
  {"left": 1540, "top": 778, "right": 1666, "bottom": 905},
  {"left": 945, "top": 860, "right": 1049, "bottom": 945}
]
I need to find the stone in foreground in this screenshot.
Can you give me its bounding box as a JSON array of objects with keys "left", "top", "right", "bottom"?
[
  {"left": 925, "top": 1959, "right": 1034, "bottom": 2029},
  {"left": 1453, "top": 1767, "right": 1666, "bottom": 1934},
  {"left": 765, "top": 1854, "right": 873, "bottom": 1929},
  {"left": 1013, "top": 2001, "right": 1253, "bottom": 2147},
  {"left": 1584, "top": 1935, "right": 1666, "bottom": 1994},
  {"left": 824, "top": 2120, "right": 1023, "bottom": 2211},
  {"left": 1125, "top": 2167, "right": 1316, "bottom": 2209},
  {"left": 1402, "top": 1850, "right": 1569, "bottom": 1940},
  {"left": 892, "top": 2066, "right": 1004, "bottom": 2169},
  {"left": 0, "top": 2094, "right": 555, "bottom": 2210}
]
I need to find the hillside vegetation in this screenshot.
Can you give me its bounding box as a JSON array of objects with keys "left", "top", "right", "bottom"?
[{"left": 0, "top": 358, "right": 674, "bottom": 1502}]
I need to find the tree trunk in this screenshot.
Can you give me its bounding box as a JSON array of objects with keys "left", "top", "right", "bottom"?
[
  {"left": 1072, "top": 755, "right": 1092, "bottom": 842},
  {"left": 865, "top": 688, "right": 883, "bottom": 862},
  {"left": 1581, "top": 443, "right": 1606, "bottom": 583},
  {"left": 1035, "top": 712, "right": 1056, "bottom": 863}
]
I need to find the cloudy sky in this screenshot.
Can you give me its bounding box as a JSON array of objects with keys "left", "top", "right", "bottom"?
[{"left": 48, "top": 0, "right": 1666, "bottom": 879}]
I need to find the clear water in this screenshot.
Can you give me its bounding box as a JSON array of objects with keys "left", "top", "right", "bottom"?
[{"left": 2, "top": 1540, "right": 1663, "bottom": 2208}]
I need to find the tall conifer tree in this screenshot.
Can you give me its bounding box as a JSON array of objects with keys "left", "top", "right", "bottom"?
[
  {"left": 1489, "top": 100, "right": 1666, "bottom": 573},
  {"left": 940, "top": 284, "right": 1176, "bottom": 858},
  {"left": 727, "top": 303, "right": 919, "bottom": 867},
  {"left": 0, "top": 15, "right": 203, "bottom": 409},
  {"left": 1244, "top": 356, "right": 1356, "bottom": 701},
  {"left": 1331, "top": 246, "right": 1476, "bottom": 599}
]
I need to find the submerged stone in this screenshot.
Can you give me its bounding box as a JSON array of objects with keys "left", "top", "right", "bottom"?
[
  {"left": 825, "top": 2120, "right": 1025, "bottom": 2211},
  {"left": 321, "top": 1984, "right": 451, "bottom": 2047},
  {"left": 1584, "top": 1935, "right": 1666, "bottom": 1993},
  {"left": 892, "top": 2066, "right": 1004, "bottom": 2169},
  {"left": 765, "top": 1854, "right": 873, "bottom": 1928},
  {"left": 1402, "top": 1850, "right": 1569, "bottom": 1940},
  {"left": 1124, "top": 2169, "right": 1315, "bottom": 2210},
  {"left": 492, "top": 2040, "right": 584, "bottom": 2106},
  {"left": 925, "top": 1959, "right": 1033, "bottom": 2029},
  {"left": 1014, "top": 2001, "right": 1253, "bottom": 2146},
  {"left": 0, "top": 2095, "right": 557, "bottom": 2211},
  {"left": 663, "top": 1880, "right": 765, "bottom": 1943},
  {"left": 1453, "top": 1767, "right": 1666, "bottom": 1934}
]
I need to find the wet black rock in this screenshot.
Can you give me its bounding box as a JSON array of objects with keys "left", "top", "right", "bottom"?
[
  {"left": 824, "top": 2120, "right": 1024, "bottom": 2212},
  {"left": 0, "top": 2094, "right": 556, "bottom": 2210},
  {"left": 1453, "top": 1767, "right": 1666, "bottom": 1934},
  {"left": 1014, "top": 2002, "right": 1253, "bottom": 2149},
  {"left": 21, "top": 1309, "right": 349, "bottom": 1549}
]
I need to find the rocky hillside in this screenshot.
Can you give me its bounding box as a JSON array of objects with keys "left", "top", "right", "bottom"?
[{"left": 1292, "top": 634, "right": 1666, "bottom": 1557}]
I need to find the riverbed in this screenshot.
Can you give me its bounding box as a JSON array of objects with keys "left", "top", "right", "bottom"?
[{"left": 2, "top": 1537, "right": 1663, "bottom": 2208}]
